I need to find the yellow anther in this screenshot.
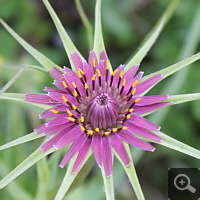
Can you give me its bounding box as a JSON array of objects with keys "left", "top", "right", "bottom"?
[
  {"left": 88, "top": 130, "right": 94, "bottom": 135},
  {"left": 80, "top": 116, "right": 84, "bottom": 122},
  {"left": 95, "top": 128, "right": 100, "bottom": 132},
  {"left": 72, "top": 81, "right": 77, "bottom": 88},
  {"left": 92, "top": 58, "right": 96, "bottom": 68},
  {"left": 120, "top": 71, "right": 123, "bottom": 79},
  {"left": 84, "top": 83, "right": 88, "bottom": 90},
  {"left": 126, "top": 114, "right": 131, "bottom": 119},
  {"left": 92, "top": 74, "right": 96, "bottom": 81},
  {"left": 66, "top": 109, "right": 73, "bottom": 116},
  {"left": 72, "top": 104, "right": 77, "bottom": 110},
  {"left": 112, "top": 69, "right": 118, "bottom": 76},
  {"left": 62, "top": 95, "right": 68, "bottom": 103},
  {"left": 129, "top": 108, "right": 134, "bottom": 113},
  {"left": 112, "top": 128, "right": 118, "bottom": 132},
  {"left": 62, "top": 81, "right": 68, "bottom": 88},
  {"left": 106, "top": 60, "right": 109, "bottom": 70},
  {"left": 68, "top": 117, "right": 75, "bottom": 122},
  {"left": 122, "top": 126, "right": 127, "bottom": 130},
  {"left": 51, "top": 109, "right": 59, "bottom": 114},
  {"left": 80, "top": 125, "right": 85, "bottom": 132},
  {"left": 78, "top": 71, "right": 82, "bottom": 78},
  {"left": 105, "top": 131, "right": 110, "bottom": 135},
  {"left": 78, "top": 68, "right": 85, "bottom": 75},
  {"left": 97, "top": 69, "right": 101, "bottom": 77},
  {"left": 135, "top": 98, "right": 141, "bottom": 103},
  {"left": 132, "top": 88, "right": 136, "bottom": 95},
  {"left": 132, "top": 80, "right": 138, "bottom": 88},
  {"left": 74, "top": 90, "right": 78, "bottom": 97},
  {"left": 122, "top": 78, "right": 126, "bottom": 87}
]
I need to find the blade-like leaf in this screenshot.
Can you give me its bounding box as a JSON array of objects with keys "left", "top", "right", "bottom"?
[
  {"left": 124, "top": 0, "right": 180, "bottom": 72},
  {"left": 42, "top": 0, "right": 84, "bottom": 71},
  {"left": 114, "top": 143, "right": 145, "bottom": 200},
  {"left": 0, "top": 93, "right": 52, "bottom": 109},
  {"left": 0, "top": 132, "right": 44, "bottom": 151},
  {"left": 0, "top": 19, "right": 61, "bottom": 71},
  {"left": 54, "top": 148, "right": 92, "bottom": 200},
  {"left": 101, "top": 165, "right": 115, "bottom": 200},
  {"left": 0, "top": 147, "right": 55, "bottom": 189}
]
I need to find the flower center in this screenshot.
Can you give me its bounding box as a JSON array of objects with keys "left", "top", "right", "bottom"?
[{"left": 86, "top": 93, "right": 120, "bottom": 130}]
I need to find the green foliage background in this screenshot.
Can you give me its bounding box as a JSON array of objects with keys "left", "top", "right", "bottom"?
[{"left": 0, "top": 0, "right": 199, "bottom": 199}]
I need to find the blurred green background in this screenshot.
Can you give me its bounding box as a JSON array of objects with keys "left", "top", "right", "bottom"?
[{"left": 0, "top": 0, "right": 200, "bottom": 199}]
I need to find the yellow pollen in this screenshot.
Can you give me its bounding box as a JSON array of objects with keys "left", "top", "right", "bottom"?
[
  {"left": 105, "top": 131, "right": 110, "bottom": 135},
  {"left": 120, "top": 71, "right": 123, "bottom": 79},
  {"left": 80, "top": 125, "right": 85, "bottom": 132},
  {"left": 106, "top": 60, "right": 109, "bottom": 70},
  {"left": 78, "top": 71, "right": 82, "bottom": 78},
  {"left": 66, "top": 109, "right": 73, "bottom": 116},
  {"left": 92, "top": 74, "right": 96, "bottom": 81},
  {"left": 67, "top": 117, "right": 75, "bottom": 122},
  {"left": 80, "top": 116, "right": 84, "bottom": 122},
  {"left": 132, "top": 80, "right": 138, "bottom": 88},
  {"left": 122, "top": 78, "right": 126, "bottom": 87},
  {"left": 112, "top": 128, "right": 117, "bottom": 132},
  {"left": 95, "top": 128, "right": 100, "bottom": 132},
  {"left": 62, "top": 81, "right": 68, "bottom": 88},
  {"left": 88, "top": 130, "right": 94, "bottom": 135},
  {"left": 129, "top": 108, "right": 134, "bottom": 113},
  {"left": 126, "top": 114, "right": 131, "bottom": 119},
  {"left": 72, "top": 104, "right": 77, "bottom": 110},
  {"left": 51, "top": 109, "right": 59, "bottom": 114},
  {"left": 122, "top": 126, "right": 127, "bottom": 130},
  {"left": 97, "top": 69, "right": 101, "bottom": 77},
  {"left": 112, "top": 69, "right": 118, "bottom": 76},
  {"left": 62, "top": 95, "right": 68, "bottom": 103},
  {"left": 92, "top": 58, "right": 96, "bottom": 68},
  {"left": 78, "top": 68, "right": 85, "bottom": 75},
  {"left": 132, "top": 88, "right": 136, "bottom": 95},
  {"left": 72, "top": 81, "right": 77, "bottom": 88},
  {"left": 84, "top": 83, "right": 88, "bottom": 90},
  {"left": 74, "top": 90, "right": 78, "bottom": 97},
  {"left": 135, "top": 98, "right": 141, "bottom": 103}
]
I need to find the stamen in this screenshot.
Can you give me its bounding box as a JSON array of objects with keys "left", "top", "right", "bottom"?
[
  {"left": 105, "top": 131, "right": 110, "bottom": 135},
  {"left": 80, "top": 125, "right": 85, "bottom": 132},
  {"left": 122, "top": 126, "right": 127, "bottom": 130},
  {"left": 88, "top": 130, "right": 94, "bottom": 135},
  {"left": 67, "top": 117, "right": 76, "bottom": 122},
  {"left": 112, "top": 128, "right": 117, "bottom": 132},
  {"left": 62, "top": 95, "right": 68, "bottom": 103},
  {"left": 72, "top": 104, "right": 81, "bottom": 114},
  {"left": 92, "top": 58, "right": 96, "bottom": 73},
  {"left": 84, "top": 83, "right": 89, "bottom": 96},
  {"left": 110, "top": 69, "right": 118, "bottom": 87},
  {"left": 97, "top": 69, "right": 101, "bottom": 87},
  {"left": 62, "top": 81, "right": 74, "bottom": 96},
  {"left": 78, "top": 71, "right": 85, "bottom": 85},
  {"left": 117, "top": 71, "right": 123, "bottom": 89},
  {"left": 106, "top": 60, "right": 109, "bottom": 83},
  {"left": 80, "top": 116, "right": 84, "bottom": 122},
  {"left": 66, "top": 109, "right": 73, "bottom": 116},
  {"left": 120, "top": 78, "right": 126, "bottom": 95},
  {"left": 92, "top": 75, "right": 96, "bottom": 90},
  {"left": 127, "top": 80, "right": 138, "bottom": 95},
  {"left": 127, "top": 88, "right": 136, "bottom": 102},
  {"left": 95, "top": 128, "right": 100, "bottom": 132},
  {"left": 79, "top": 68, "right": 87, "bottom": 82},
  {"left": 51, "top": 109, "right": 59, "bottom": 114},
  {"left": 72, "top": 82, "right": 81, "bottom": 97},
  {"left": 129, "top": 108, "right": 134, "bottom": 113},
  {"left": 129, "top": 97, "right": 141, "bottom": 109},
  {"left": 126, "top": 114, "right": 131, "bottom": 119}
]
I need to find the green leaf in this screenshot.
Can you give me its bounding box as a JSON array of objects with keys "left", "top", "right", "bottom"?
[
  {"left": 101, "top": 165, "right": 115, "bottom": 200},
  {"left": 42, "top": 0, "right": 84, "bottom": 71},
  {"left": 54, "top": 148, "right": 93, "bottom": 200},
  {"left": 114, "top": 143, "right": 145, "bottom": 200},
  {"left": 139, "top": 53, "right": 200, "bottom": 95},
  {"left": 0, "top": 147, "right": 55, "bottom": 189},
  {"left": 0, "top": 132, "right": 44, "bottom": 151},
  {"left": 124, "top": 0, "right": 180, "bottom": 72},
  {"left": 0, "top": 93, "right": 52, "bottom": 109},
  {"left": 0, "top": 19, "right": 61, "bottom": 71}
]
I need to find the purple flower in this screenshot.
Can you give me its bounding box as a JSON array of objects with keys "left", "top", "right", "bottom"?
[{"left": 25, "top": 50, "right": 171, "bottom": 177}]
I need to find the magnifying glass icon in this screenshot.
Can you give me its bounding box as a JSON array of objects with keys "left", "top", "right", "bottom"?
[{"left": 174, "top": 174, "right": 196, "bottom": 193}]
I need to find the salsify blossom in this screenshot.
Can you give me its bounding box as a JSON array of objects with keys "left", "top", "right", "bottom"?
[{"left": 25, "top": 50, "right": 171, "bottom": 177}]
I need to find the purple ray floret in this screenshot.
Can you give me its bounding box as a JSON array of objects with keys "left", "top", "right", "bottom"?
[{"left": 25, "top": 50, "right": 172, "bottom": 177}]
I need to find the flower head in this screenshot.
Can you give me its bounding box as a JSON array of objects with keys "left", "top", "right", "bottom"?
[{"left": 25, "top": 50, "right": 171, "bottom": 177}]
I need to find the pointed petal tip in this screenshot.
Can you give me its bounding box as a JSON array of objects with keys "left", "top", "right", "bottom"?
[
  {"left": 151, "top": 147, "right": 156, "bottom": 152},
  {"left": 59, "top": 164, "right": 64, "bottom": 168},
  {"left": 126, "top": 162, "right": 131, "bottom": 167},
  {"left": 33, "top": 129, "right": 37, "bottom": 133},
  {"left": 106, "top": 173, "right": 112, "bottom": 178}
]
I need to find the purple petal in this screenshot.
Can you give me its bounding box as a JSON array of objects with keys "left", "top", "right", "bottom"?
[
  {"left": 59, "top": 133, "right": 88, "bottom": 168},
  {"left": 101, "top": 135, "right": 113, "bottom": 177},
  {"left": 46, "top": 115, "right": 69, "bottom": 127},
  {"left": 118, "top": 130, "right": 155, "bottom": 152},
  {"left": 124, "top": 65, "right": 139, "bottom": 81},
  {"left": 49, "top": 67, "right": 63, "bottom": 80},
  {"left": 128, "top": 114, "right": 160, "bottom": 130},
  {"left": 43, "top": 87, "right": 64, "bottom": 93},
  {"left": 92, "top": 134, "right": 102, "bottom": 167},
  {"left": 25, "top": 94, "right": 59, "bottom": 105},
  {"left": 135, "top": 74, "right": 162, "bottom": 95},
  {"left": 110, "top": 133, "right": 130, "bottom": 166},
  {"left": 71, "top": 52, "right": 84, "bottom": 71},
  {"left": 100, "top": 50, "right": 108, "bottom": 61},
  {"left": 88, "top": 50, "right": 98, "bottom": 68},
  {"left": 112, "top": 64, "right": 124, "bottom": 87},
  {"left": 133, "top": 102, "right": 172, "bottom": 114},
  {"left": 73, "top": 137, "right": 92, "bottom": 173},
  {"left": 125, "top": 121, "right": 162, "bottom": 141},
  {"left": 34, "top": 122, "right": 48, "bottom": 133},
  {"left": 55, "top": 126, "right": 83, "bottom": 150}
]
